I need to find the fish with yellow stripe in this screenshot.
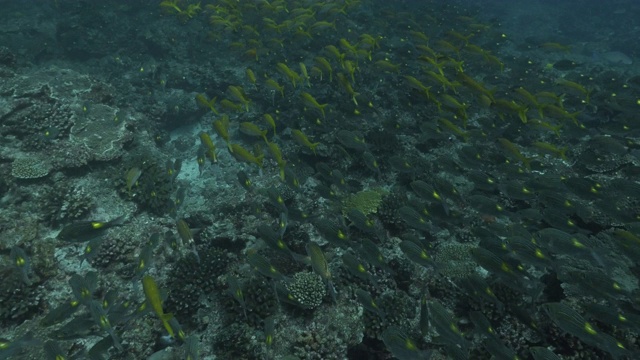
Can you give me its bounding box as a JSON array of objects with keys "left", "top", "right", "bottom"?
[{"left": 142, "top": 275, "right": 175, "bottom": 339}]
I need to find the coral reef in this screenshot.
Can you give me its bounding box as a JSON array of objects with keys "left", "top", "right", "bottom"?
[
  {"left": 2, "top": 1, "right": 640, "bottom": 359},
  {"left": 10, "top": 158, "right": 50, "bottom": 179},
  {"left": 285, "top": 272, "right": 327, "bottom": 310}
]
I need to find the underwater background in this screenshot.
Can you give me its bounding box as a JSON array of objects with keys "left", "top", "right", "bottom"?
[{"left": 1, "top": 0, "right": 640, "bottom": 359}]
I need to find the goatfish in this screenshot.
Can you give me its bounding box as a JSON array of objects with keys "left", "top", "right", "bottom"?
[
  {"left": 229, "top": 143, "right": 264, "bottom": 168},
  {"left": 498, "top": 138, "right": 532, "bottom": 170},
  {"left": 142, "top": 275, "right": 175, "bottom": 338},
  {"left": 300, "top": 92, "right": 328, "bottom": 118},
  {"left": 292, "top": 129, "right": 320, "bottom": 155},
  {"left": 57, "top": 216, "right": 125, "bottom": 242}
]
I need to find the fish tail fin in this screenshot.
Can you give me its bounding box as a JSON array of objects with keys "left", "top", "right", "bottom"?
[
  {"left": 559, "top": 147, "right": 568, "bottom": 161},
  {"left": 161, "top": 313, "right": 175, "bottom": 337},
  {"left": 310, "top": 142, "right": 320, "bottom": 155}
]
